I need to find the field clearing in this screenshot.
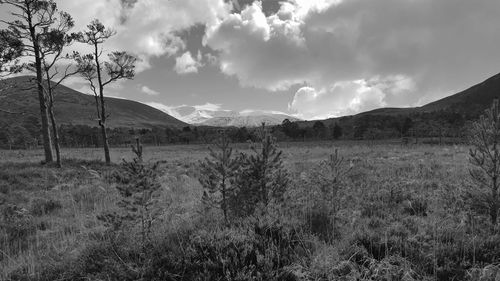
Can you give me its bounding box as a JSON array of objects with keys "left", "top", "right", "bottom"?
[
  {"left": 0, "top": 141, "right": 469, "bottom": 166},
  {"left": 0, "top": 141, "right": 489, "bottom": 281}
]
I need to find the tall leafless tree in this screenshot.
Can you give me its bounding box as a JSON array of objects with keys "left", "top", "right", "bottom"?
[{"left": 74, "top": 19, "right": 137, "bottom": 164}]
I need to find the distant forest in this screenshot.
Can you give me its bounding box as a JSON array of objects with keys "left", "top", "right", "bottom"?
[{"left": 0, "top": 109, "right": 470, "bottom": 149}]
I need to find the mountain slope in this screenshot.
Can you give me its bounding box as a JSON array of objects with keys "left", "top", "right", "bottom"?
[
  {"left": 296, "top": 72, "right": 500, "bottom": 132},
  {"left": 420, "top": 72, "right": 500, "bottom": 115},
  {"left": 153, "top": 105, "right": 300, "bottom": 127},
  {"left": 0, "top": 76, "right": 186, "bottom": 128},
  {"left": 174, "top": 106, "right": 239, "bottom": 124},
  {"left": 199, "top": 113, "right": 300, "bottom": 127}
]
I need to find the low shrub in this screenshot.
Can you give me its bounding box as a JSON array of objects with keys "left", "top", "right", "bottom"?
[
  {"left": 66, "top": 218, "right": 311, "bottom": 280},
  {"left": 364, "top": 255, "right": 421, "bottom": 281},
  {"left": 467, "top": 264, "right": 500, "bottom": 281},
  {"left": 1, "top": 204, "right": 35, "bottom": 240},
  {"left": 304, "top": 206, "right": 336, "bottom": 241},
  {"left": 402, "top": 196, "right": 429, "bottom": 217},
  {"left": 71, "top": 239, "right": 141, "bottom": 281},
  {"left": 30, "top": 197, "right": 62, "bottom": 216},
  {"left": 0, "top": 204, "right": 37, "bottom": 258}
]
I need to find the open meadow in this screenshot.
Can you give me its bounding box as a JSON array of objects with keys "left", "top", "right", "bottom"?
[
  {"left": 2, "top": 141, "right": 499, "bottom": 281},
  {"left": 2, "top": 0, "right": 500, "bottom": 280}
]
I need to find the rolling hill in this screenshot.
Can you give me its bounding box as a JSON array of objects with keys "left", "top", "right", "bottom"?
[
  {"left": 0, "top": 76, "right": 187, "bottom": 128},
  {"left": 300, "top": 72, "right": 500, "bottom": 128},
  {"left": 419, "top": 72, "right": 500, "bottom": 114}
]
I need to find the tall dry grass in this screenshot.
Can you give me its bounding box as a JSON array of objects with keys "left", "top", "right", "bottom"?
[{"left": 2, "top": 142, "right": 496, "bottom": 280}]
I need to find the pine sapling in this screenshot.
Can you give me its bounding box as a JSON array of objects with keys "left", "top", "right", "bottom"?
[
  {"left": 132, "top": 137, "right": 143, "bottom": 162},
  {"left": 199, "top": 132, "right": 238, "bottom": 223},
  {"left": 468, "top": 99, "right": 500, "bottom": 230},
  {"left": 311, "top": 149, "right": 352, "bottom": 239},
  {"left": 232, "top": 124, "right": 290, "bottom": 217},
  {"left": 101, "top": 138, "right": 162, "bottom": 252},
  {"left": 314, "top": 149, "right": 352, "bottom": 205}
]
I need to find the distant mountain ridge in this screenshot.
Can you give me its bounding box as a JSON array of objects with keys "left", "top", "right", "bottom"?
[
  {"left": 0, "top": 76, "right": 187, "bottom": 128},
  {"left": 174, "top": 106, "right": 239, "bottom": 124},
  {"left": 153, "top": 105, "right": 301, "bottom": 127},
  {"left": 200, "top": 114, "right": 300, "bottom": 127}
]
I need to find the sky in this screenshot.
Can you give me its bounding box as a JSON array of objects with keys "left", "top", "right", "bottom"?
[{"left": 3, "top": 0, "right": 500, "bottom": 120}]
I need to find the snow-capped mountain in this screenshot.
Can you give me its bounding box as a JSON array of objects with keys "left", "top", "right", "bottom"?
[
  {"left": 199, "top": 115, "right": 298, "bottom": 127},
  {"left": 147, "top": 103, "right": 300, "bottom": 127},
  {"left": 174, "top": 106, "right": 239, "bottom": 124}
]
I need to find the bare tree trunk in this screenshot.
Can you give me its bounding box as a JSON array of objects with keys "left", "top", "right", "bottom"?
[
  {"left": 48, "top": 103, "right": 61, "bottom": 168},
  {"left": 43, "top": 69, "right": 63, "bottom": 168},
  {"left": 491, "top": 175, "right": 498, "bottom": 228},
  {"left": 28, "top": 12, "right": 53, "bottom": 164},
  {"left": 94, "top": 42, "right": 111, "bottom": 165},
  {"left": 36, "top": 64, "right": 53, "bottom": 163},
  {"left": 100, "top": 123, "right": 111, "bottom": 164}
]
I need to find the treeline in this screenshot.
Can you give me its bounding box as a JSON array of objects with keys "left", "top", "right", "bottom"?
[
  {"left": 0, "top": 121, "right": 259, "bottom": 149},
  {"left": 287, "top": 110, "right": 470, "bottom": 142},
  {"left": 0, "top": 108, "right": 471, "bottom": 150}
]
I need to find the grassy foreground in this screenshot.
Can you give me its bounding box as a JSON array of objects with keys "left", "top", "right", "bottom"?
[{"left": 1, "top": 142, "right": 499, "bottom": 280}]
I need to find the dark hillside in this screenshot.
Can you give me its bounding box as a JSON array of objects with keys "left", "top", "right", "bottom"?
[{"left": 0, "top": 76, "right": 186, "bottom": 129}]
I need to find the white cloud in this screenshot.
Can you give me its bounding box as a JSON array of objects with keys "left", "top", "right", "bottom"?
[
  {"left": 45, "top": 0, "right": 500, "bottom": 119},
  {"left": 205, "top": 1, "right": 309, "bottom": 91},
  {"left": 193, "top": 103, "right": 222, "bottom": 111},
  {"left": 205, "top": 0, "right": 500, "bottom": 116},
  {"left": 174, "top": 52, "right": 203, "bottom": 74},
  {"left": 145, "top": 102, "right": 183, "bottom": 120},
  {"left": 240, "top": 109, "right": 288, "bottom": 116},
  {"left": 57, "top": 0, "right": 232, "bottom": 72},
  {"left": 289, "top": 75, "right": 415, "bottom": 120},
  {"left": 141, "top": 85, "right": 160, "bottom": 96},
  {"left": 146, "top": 102, "right": 222, "bottom": 115}
]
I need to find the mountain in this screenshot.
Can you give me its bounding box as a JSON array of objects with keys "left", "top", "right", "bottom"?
[
  {"left": 155, "top": 105, "right": 300, "bottom": 127},
  {"left": 173, "top": 106, "right": 239, "bottom": 124},
  {"left": 0, "top": 76, "right": 187, "bottom": 128},
  {"left": 199, "top": 113, "right": 299, "bottom": 127},
  {"left": 419, "top": 72, "right": 500, "bottom": 115},
  {"left": 302, "top": 72, "right": 500, "bottom": 128}
]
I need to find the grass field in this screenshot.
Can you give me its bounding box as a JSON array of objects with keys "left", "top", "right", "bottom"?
[
  {"left": 0, "top": 139, "right": 465, "bottom": 163},
  {"left": 1, "top": 141, "right": 498, "bottom": 281}
]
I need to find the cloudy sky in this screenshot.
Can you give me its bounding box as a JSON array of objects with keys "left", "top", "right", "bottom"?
[{"left": 4, "top": 0, "right": 500, "bottom": 120}]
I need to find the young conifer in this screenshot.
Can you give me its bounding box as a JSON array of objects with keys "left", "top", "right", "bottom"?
[
  {"left": 101, "top": 138, "right": 162, "bottom": 252},
  {"left": 310, "top": 149, "right": 352, "bottom": 239},
  {"left": 468, "top": 99, "right": 500, "bottom": 229},
  {"left": 199, "top": 131, "right": 238, "bottom": 223},
  {"left": 231, "top": 124, "right": 289, "bottom": 217}
]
